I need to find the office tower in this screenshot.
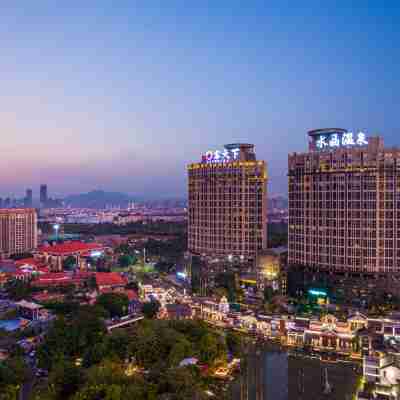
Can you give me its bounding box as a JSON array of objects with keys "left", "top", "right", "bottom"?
[
  {"left": 288, "top": 128, "right": 399, "bottom": 274},
  {"left": 40, "top": 184, "right": 48, "bottom": 206},
  {"left": 24, "top": 189, "right": 33, "bottom": 207},
  {"left": 188, "top": 143, "right": 267, "bottom": 266},
  {"left": 0, "top": 208, "right": 37, "bottom": 257},
  {"left": 4, "top": 198, "right": 11, "bottom": 208},
  {"left": 0, "top": 198, "right": 3, "bottom": 209}
]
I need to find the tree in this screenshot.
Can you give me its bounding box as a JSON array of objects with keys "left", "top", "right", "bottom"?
[
  {"left": 63, "top": 255, "right": 77, "bottom": 270},
  {"left": 226, "top": 331, "right": 242, "bottom": 357},
  {"left": 44, "top": 358, "right": 84, "bottom": 398},
  {"left": 162, "top": 367, "right": 205, "bottom": 400},
  {"left": 214, "top": 287, "right": 228, "bottom": 300},
  {"left": 34, "top": 318, "right": 230, "bottom": 399},
  {"left": 96, "top": 293, "right": 129, "bottom": 318},
  {"left": 215, "top": 272, "right": 238, "bottom": 302},
  {"left": 0, "top": 356, "right": 28, "bottom": 400},
  {"left": 5, "top": 280, "right": 33, "bottom": 301},
  {"left": 168, "top": 337, "right": 192, "bottom": 367},
  {"left": 37, "top": 307, "right": 107, "bottom": 371},
  {"left": 118, "top": 254, "right": 134, "bottom": 268},
  {"left": 264, "top": 286, "right": 274, "bottom": 303},
  {"left": 154, "top": 261, "right": 174, "bottom": 274},
  {"left": 142, "top": 301, "right": 161, "bottom": 319},
  {"left": 104, "top": 330, "right": 131, "bottom": 360},
  {"left": 71, "top": 359, "right": 147, "bottom": 400},
  {"left": 87, "top": 275, "right": 97, "bottom": 290},
  {"left": 198, "top": 333, "right": 220, "bottom": 365}
]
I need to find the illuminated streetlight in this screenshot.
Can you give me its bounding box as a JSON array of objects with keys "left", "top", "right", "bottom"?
[{"left": 53, "top": 224, "right": 60, "bottom": 241}]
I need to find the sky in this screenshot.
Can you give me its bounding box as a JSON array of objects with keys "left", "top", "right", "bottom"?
[{"left": 1, "top": 1, "right": 399, "bottom": 198}]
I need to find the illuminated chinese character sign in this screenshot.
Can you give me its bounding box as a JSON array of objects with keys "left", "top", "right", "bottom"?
[
  {"left": 315, "top": 131, "right": 368, "bottom": 150},
  {"left": 202, "top": 148, "right": 240, "bottom": 163}
]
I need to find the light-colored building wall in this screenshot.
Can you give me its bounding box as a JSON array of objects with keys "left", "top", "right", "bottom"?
[
  {"left": 289, "top": 130, "right": 399, "bottom": 273},
  {"left": 0, "top": 209, "right": 37, "bottom": 257},
  {"left": 188, "top": 143, "right": 267, "bottom": 265}
]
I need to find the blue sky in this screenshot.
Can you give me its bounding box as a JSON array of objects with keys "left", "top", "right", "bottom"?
[{"left": 1, "top": 1, "right": 399, "bottom": 198}]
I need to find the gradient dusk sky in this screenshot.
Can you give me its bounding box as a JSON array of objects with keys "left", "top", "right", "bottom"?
[{"left": 1, "top": 1, "right": 399, "bottom": 198}]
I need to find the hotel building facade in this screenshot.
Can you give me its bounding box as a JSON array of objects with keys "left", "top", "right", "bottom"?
[
  {"left": 288, "top": 129, "right": 399, "bottom": 274},
  {"left": 187, "top": 143, "right": 267, "bottom": 274},
  {"left": 0, "top": 208, "right": 37, "bottom": 258}
]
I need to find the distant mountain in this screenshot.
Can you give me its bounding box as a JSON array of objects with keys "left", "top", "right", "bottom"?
[{"left": 64, "top": 190, "right": 134, "bottom": 209}]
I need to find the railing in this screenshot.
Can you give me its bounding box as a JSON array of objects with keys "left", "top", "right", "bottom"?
[{"left": 106, "top": 315, "right": 144, "bottom": 331}]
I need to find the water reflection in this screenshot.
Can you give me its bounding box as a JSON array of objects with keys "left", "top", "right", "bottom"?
[{"left": 231, "top": 344, "right": 360, "bottom": 400}]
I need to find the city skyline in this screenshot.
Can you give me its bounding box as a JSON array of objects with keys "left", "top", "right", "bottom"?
[{"left": 1, "top": 2, "right": 399, "bottom": 197}]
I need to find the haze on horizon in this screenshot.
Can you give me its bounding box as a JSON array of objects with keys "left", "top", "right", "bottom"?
[{"left": 1, "top": 2, "right": 399, "bottom": 198}]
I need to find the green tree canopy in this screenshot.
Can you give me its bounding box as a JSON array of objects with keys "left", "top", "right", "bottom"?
[
  {"left": 71, "top": 359, "right": 147, "bottom": 400},
  {"left": 40, "top": 358, "right": 83, "bottom": 399},
  {"left": 118, "top": 254, "right": 135, "bottom": 268},
  {"left": 0, "top": 356, "right": 28, "bottom": 400},
  {"left": 142, "top": 301, "right": 161, "bottom": 319},
  {"left": 225, "top": 331, "right": 242, "bottom": 357},
  {"left": 199, "top": 333, "right": 223, "bottom": 365},
  {"left": 5, "top": 280, "right": 33, "bottom": 301},
  {"left": 96, "top": 293, "right": 129, "bottom": 318},
  {"left": 264, "top": 286, "right": 274, "bottom": 303},
  {"left": 37, "top": 307, "right": 107, "bottom": 371},
  {"left": 63, "top": 255, "right": 77, "bottom": 270}
]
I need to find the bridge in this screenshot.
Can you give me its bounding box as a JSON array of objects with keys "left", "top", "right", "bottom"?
[{"left": 106, "top": 315, "right": 144, "bottom": 331}]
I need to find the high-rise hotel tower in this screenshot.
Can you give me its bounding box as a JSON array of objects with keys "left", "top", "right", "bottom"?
[
  {"left": 289, "top": 129, "right": 399, "bottom": 274},
  {"left": 188, "top": 143, "right": 267, "bottom": 266},
  {"left": 0, "top": 208, "right": 37, "bottom": 258}
]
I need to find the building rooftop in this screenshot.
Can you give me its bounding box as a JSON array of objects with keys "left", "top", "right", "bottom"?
[
  {"left": 38, "top": 241, "right": 103, "bottom": 255},
  {"left": 32, "top": 272, "right": 86, "bottom": 286},
  {"left": 15, "top": 258, "right": 45, "bottom": 268},
  {"left": 0, "top": 208, "right": 36, "bottom": 214},
  {"left": 307, "top": 128, "right": 347, "bottom": 137},
  {"left": 95, "top": 272, "right": 127, "bottom": 287},
  {"left": 15, "top": 300, "right": 42, "bottom": 310}
]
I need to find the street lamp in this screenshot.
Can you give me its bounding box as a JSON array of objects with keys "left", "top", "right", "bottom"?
[{"left": 53, "top": 224, "right": 60, "bottom": 241}]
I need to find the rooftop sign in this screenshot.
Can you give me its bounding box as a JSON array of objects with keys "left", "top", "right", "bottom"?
[
  {"left": 201, "top": 147, "right": 240, "bottom": 163},
  {"left": 313, "top": 131, "right": 368, "bottom": 150}
]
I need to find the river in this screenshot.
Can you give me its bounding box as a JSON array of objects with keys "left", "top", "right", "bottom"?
[{"left": 230, "top": 344, "right": 361, "bottom": 400}]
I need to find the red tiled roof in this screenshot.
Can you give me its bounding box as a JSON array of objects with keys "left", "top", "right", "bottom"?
[
  {"left": 125, "top": 289, "right": 139, "bottom": 301},
  {"left": 32, "top": 292, "right": 65, "bottom": 303},
  {"left": 32, "top": 272, "right": 85, "bottom": 287},
  {"left": 95, "top": 272, "right": 127, "bottom": 287},
  {"left": 37, "top": 267, "right": 50, "bottom": 274},
  {"left": 15, "top": 258, "right": 43, "bottom": 267},
  {"left": 99, "top": 287, "right": 113, "bottom": 294},
  {"left": 38, "top": 242, "right": 103, "bottom": 256}
]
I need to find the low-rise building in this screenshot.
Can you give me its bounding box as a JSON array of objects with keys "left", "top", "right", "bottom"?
[
  {"left": 95, "top": 272, "right": 127, "bottom": 291},
  {"left": 37, "top": 241, "right": 106, "bottom": 271},
  {"left": 15, "top": 300, "right": 43, "bottom": 321},
  {"left": 163, "top": 303, "right": 193, "bottom": 320}
]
